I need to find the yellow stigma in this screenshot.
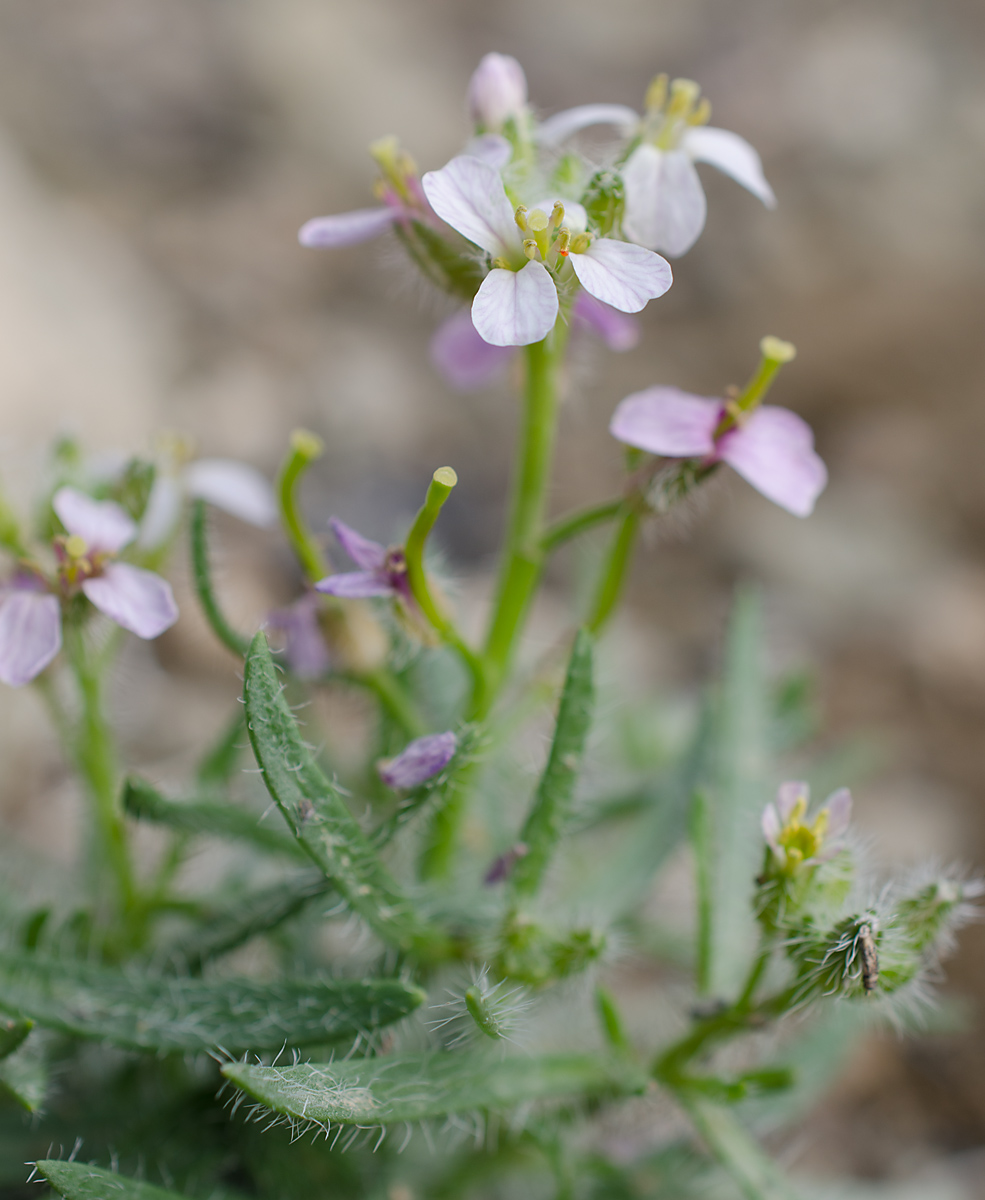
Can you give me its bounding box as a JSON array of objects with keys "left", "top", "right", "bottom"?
[
  {"left": 644, "top": 73, "right": 668, "bottom": 114},
  {"left": 64, "top": 535, "right": 88, "bottom": 560},
  {"left": 514, "top": 205, "right": 529, "bottom": 232},
  {"left": 760, "top": 336, "right": 797, "bottom": 364},
  {"left": 290, "top": 428, "right": 324, "bottom": 460},
  {"left": 527, "top": 208, "right": 549, "bottom": 233}
]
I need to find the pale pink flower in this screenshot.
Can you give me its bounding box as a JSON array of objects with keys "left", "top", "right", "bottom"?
[{"left": 314, "top": 518, "right": 411, "bottom": 602}]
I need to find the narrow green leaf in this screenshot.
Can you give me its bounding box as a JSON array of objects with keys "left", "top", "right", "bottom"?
[
  {"left": 190, "top": 499, "right": 250, "bottom": 658},
  {"left": 243, "top": 632, "right": 447, "bottom": 956},
  {"left": 223, "top": 1051, "right": 644, "bottom": 1125},
  {"left": 122, "top": 776, "right": 307, "bottom": 861},
  {"left": 690, "top": 789, "right": 713, "bottom": 995},
  {"left": 0, "top": 1013, "right": 31, "bottom": 1059},
  {"left": 35, "top": 1161, "right": 189, "bottom": 1200},
  {"left": 677, "top": 1092, "right": 799, "bottom": 1200},
  {"left": 0, "top": 1032, "right": 46, "bottom": 1111},
  {"left": 0, "top": 951, "right": 424, "bottom": 1053},
  {"left": 511, "top": 629, "right": 595, "bottom": 899}
]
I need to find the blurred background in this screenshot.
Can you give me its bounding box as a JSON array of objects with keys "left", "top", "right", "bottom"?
[{"left": 0, "top": 0, "right": 983, "bottom": 1191}]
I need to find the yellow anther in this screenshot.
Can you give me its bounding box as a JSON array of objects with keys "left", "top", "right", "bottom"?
[
  {"left": 527, "top": 208, "right": 549, "bottom": 233},
  {"left": 514, "top": 205, "right": 529, "bottom": 232},
  {"left": 667, "top": 78, "right": 701, "bottom": 119},
  {"left": 555, "top": 228, "right": 570, "bottom": 255},
  {"left": 492, "top": 256, "right": 512, "bottom": 269},
  {"left": 644, "top": 73, "right": 669, "bottom": 114},
  {"left": 569, "top": 232, "right": 591, "bottom": 254},
  {"left": 550, "top": 201, "right": 565, "bottom": 229},
  {"left": 760, "top": 336, "right": 797, "bottom": 364},
  {"left": 687, "top": 97, "right": 712, "bottom": 126},
  {"left": 522, "top": 239, "right": 539, "bottom": 260},
  {"left": 64, "top": 535, "right": 88, "bottom": 560}
]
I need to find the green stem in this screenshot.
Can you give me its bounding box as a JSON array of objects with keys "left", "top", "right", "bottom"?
[
  {"left": 190, "top": 500, "right": 250, "bottom": 658},
  {"left": 355, "top": 667, "right": 427, "bottom": 739},
  {"left": 476, "top": 336, "right": 561, "bottom": 717},
  {"left": 584, "top": 506, "right": 640, "bottom": 634},
  {"left": 277, "top": 430, "right": 330, "bottom": 583},
  {"left": 540, "top": 498, "right": 624, "bottom": 553}
]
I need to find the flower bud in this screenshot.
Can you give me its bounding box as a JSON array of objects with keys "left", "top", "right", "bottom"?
[{"left": 467, "top": 53, "right": 528, "bottom": 132}]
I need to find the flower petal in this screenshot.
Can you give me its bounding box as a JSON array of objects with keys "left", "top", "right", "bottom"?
[
  {"left": 761, "top": 803, "right": 782, "bottom": 854},
  {"left": 430, "top": 310, "right": 514, "bottom": 390},
  {"left": 421, "top": 156, "right": 519, "bottom": 256},
  {"left": 536, "top": 103, "right": 640, "bottom": 146},
  {"left": 718, "top": 406, "right": 828, "bottom": 518},
  {"left": 572, "top": 292, "right": 639, "bottom": 351},
  {"left": 82, "top": 562, "right": 178, "bottom": 639},
  {"left": 822, "top": 788, "right": 852, "bottom": 841},
  {"left": 570, "top": 238, "right": 672, "bottom": 313},
  {"left": 0, "top": 592, "right": 61, "bottom": 686},
  {"left": 298, "top": 207, "right": 402, "bottom": 248},
  {"left": 315, "top": 571, "right": 393, "bottom": 599},
  {"left": 622, "top": 144, "right": 707, "bottom": 256},
  {"left": 471, "top": 262, "right": 558, "bottom": 347},
  {"left": 776, "top": 781, "right": 808, "bottom": 822},
  {"left": 463, "top": 133, "right": 513, "bottom": 170},
  {"left": 53, "top": 487, "right": 137, "bottom": 554},
  {"left": 329, "top": 517, "right": 386, "bottom": 571},
  {"left": 378, "top": 731, "right": 457, "bottom": 790},
  {"left": 267, "top": 593, "right": 331, "bottom": 679},
  {"left": 609, "top": 387, "right": 719, "bottom": 457},
  {"left": 185, "top": 459, "right": 277, "bottom": 528},
  {"left": 684, "top": 126, "right": 776, "bottom": 208},
  {"left": 136, "top": 475, "right": 183, "bottom": 550}
]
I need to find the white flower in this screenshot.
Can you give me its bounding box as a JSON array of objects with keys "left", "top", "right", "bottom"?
[
  {"left": 538, "top": 77, "right": 776, "bottom": 256},
  {"left": 421, "top": 156, "right": 672, "bottom": 347}
]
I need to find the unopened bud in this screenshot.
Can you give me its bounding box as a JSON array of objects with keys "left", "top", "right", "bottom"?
[{"left": 468, "top": 53, "right": 528, "bottom": 131}]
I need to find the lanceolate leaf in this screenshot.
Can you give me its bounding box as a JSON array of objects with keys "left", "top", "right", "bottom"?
[
  {"left": 0, "top": 1013, "right": 32, "bottom": 1059},
  {"left": 0, "top": 952, "right": 424, "bottom": 1053},
  {"left": 0, "top": 1032, "right": 46, "bottom": 1111},
  {"left": 243, "top": 632, "right": 447, "bottom": 956},
  {"left": 35, "top": 1161, "right": 190, "bottom": 1200},
  {"left": 223, "top": 1051, "right": 644, "bottom": 1126},
  {"left": 511, "top": 629, "right": 595, "bottom": 899}
]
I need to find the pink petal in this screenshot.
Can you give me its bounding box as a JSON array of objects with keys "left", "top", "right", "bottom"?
[
  {"left": 570, "top": 238, "right": 673, "bottom": 313},
  {"left": 0, "top": 591, "right": 61, "bottom": 687},
  {"left": 684, "top": 126, "right": 776, "bottom": 208},
  {"left": 822, "top": 788, "right": 852, "bottom": 840},
  {"left": 572, "top": 293, "right": 639, "bottom": 351},
  {"left": 717, "top": 406, "right": 828, "bottom": 518},
  {"left": 53, "top": 487, "right": 137, "bottom": 555},
  {"left": 378, "top": 731, "right": 457, "bottom": 789},
  {"left": 315, "top": 571, "right": 393, "bottom": 599},
  {"left": 536, "top": 103, "right": 639, "bottom": 146},
  {"left": 185, "top": 459, "right": 276, "bottom": 528},
  {"left": 471, "top": 261, "right": 558, "bottom": 347},
  {"left": 329, "top": 518, "right": 386, "bottom": 572},
  {"left": 429, "top": 310, "right": 515, "bottom": 390},
  {"left": 761, "top": 803, "right": 782, "bottom": 854},
  {"left": 421, "top": 156, "right": 519, "bottom": 257},
  {"left": 82, "top": 562, "right": 178, "bottom": 639},
  {"left": 609, "top": 387, "right": 720, "bottom": 457},
  {"left": 463, "top": 134, "right": 513, "bottom": 170},
  {"left": 298, "top": 207, "right": 402, "bottom": 248},
  {"left": 622, "top": 144, "right": 707, "bottom": 257},
  {"left": 776, "top": 781, "right": 808, "bottom": 822},
  {"left": 467, "top": 53, "right": 527, "bottom": 130}
]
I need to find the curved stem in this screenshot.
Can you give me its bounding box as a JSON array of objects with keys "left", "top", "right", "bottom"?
[
  {"left": 190, "top": 500, "right": 250, "bottom": 658},
  {"left": 540, "top": 498, "right": 624, "bottom": 553},
  {"left": 277, "top": 430, "right": 330, "bottom": 583},
  {"left": 584, "top": 506, "right": 641, "bottom": 634}
]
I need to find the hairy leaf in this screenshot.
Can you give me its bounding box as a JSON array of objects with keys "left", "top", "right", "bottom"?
[
  {"left": 35, "top": 1161, "right": 190, "bottom": 1200},
  {"left": 0, "top": 1031, "right": 46, "bottom": 1111}
]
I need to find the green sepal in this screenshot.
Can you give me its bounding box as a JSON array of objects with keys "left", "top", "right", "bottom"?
[
  {"left": 0, "top": 1013, "right": 32, "bottom": 1060},
  {"left": 35, "top": 1161, "right": 191, "bottom": 1200},
  {"left": 393, "top": 220, "right": 486, "bottom": 302},
  {"left": 497, "top": 917, "right": 604, "bottom": 987},
  {"left": 581, "top": 169, "right": 625, "bottom": 237},
  {"left": 112, "top": 458, "right": 157, "bottom": 524}
]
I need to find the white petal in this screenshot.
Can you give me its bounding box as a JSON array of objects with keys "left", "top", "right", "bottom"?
[
  {"left": 298, "top": 207, "right": 400, "bottom": 248},
  {"left": 684, "top": 126, "right": 776, "bottom": 208},
  {"left": 82, "top": 562, "right": 178, "bottom": 639},
  {"left": 536, "top": 104, "right": 640, "bottom": 146},
  {"left": 136, "top": 474, "right": 183, "bottom": 550},
  {"left": 471, "top": 262, "right": 558, "bottom": 347},
  {"left": 422, "top": 156, "right": 519, "bottom": 256},
  {"left": 570, "top": 238, "right": 672, "bottom": 313},
  {"left": 0, "top": 592, "right": 61, "bottom": 686},
  {"left": 622, "top": 144, "right": 707, "bottom": 257},
  {"left": 53, "top": 487, "right": 136, "bottom": 554},
  {"left": 185, "top": 459, "right": 277, "bottom": 528},
  {"left": 464, "top": 133, "right": 513, "bottom": 169}
]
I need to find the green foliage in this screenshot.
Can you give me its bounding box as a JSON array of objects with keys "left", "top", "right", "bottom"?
[
  {"left": 676, "top": 1094, "right": 799, "bottom": 1200},
  {"left": 36, "top": 1161, "right": 191, "bottom": 1200},
  {"left": 0, "top": 1031, "right": 47, "bottom": 1112}
]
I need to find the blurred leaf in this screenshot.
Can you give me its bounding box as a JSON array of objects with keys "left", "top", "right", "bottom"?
[
  {"left": 0, "top": 1032, "right": 46, "bottom": 1112},
  {"left": 195, "top": 708, "right": 246, "bottom": 791},
  {"left": 677, "top": 1092, "right": 799, "bottom": 1200},
  {"left": 243, "top": 632, "right": 447, "bottom": 956},
  {"left": 36, "top": 1161, "right": 190, "bottom": 1200},
  {"left": 511, "top": 629, "right": 595, "bottom": 899},
  {"left": 0, "top": 952, "right": 424, "bottom": 1053},
  {"left": 122, "top": 777, "right": 306, "bottom": 861},
  {"left": 223, "top": 1051, "right": 645, "bottom": 1125},
  {"left": 0, "top": 1014, "right": 31, "bottom": 1060},
  {"left": 770, "top": 671, "right": 818, "bottom": 755}
]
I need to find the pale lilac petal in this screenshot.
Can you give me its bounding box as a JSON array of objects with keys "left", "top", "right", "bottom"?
[
  {"left": 622, "top": 144, "right": 707, "bottom": 256},
  {"left": 267, "top": 593, "right": 330, "bottom": 679},
  {"left": 468, "top": 53, "right": 527, "bottom": 129},
  {"left": 684, "top": 126, "right": 776, "bottom": 208},
  {"left": 570, "top": 238, "right": 673, "bottom": 313},
  {"left": 136, "top": 475, "right": 183, "bottom": 550},
  {"left": 421, "top": 156, "right": 519, "bottom": 256},
  {"left": 329, "top": 518, "right": 386, "bottom": 572},
  {"left": 298, "top": 207, "right": 401, "bottom": 248},
  {"left": 464, "top": 134, "right": 513, "bottom": 170},
  {"left": 761, "top": 803, "right": 782, "bottom": 854},
  {"left": 609, "top": 387, "right": 719, "bottom": 457},
  {"left": 185, "top": 459, "right": 277, "bottom": 528},
  {"left": 53, "top": 487, "right": 137, "bottom": 554},
  {"left": 378, "top": 731, "right": 457, "bottom": 790},
  {"left": 776, "top": 781, "right": 808, "bottom": 822},
  {"left": 822, "top": 788, "right": 852, "bottom": 840},
  {"left": 471, "top": 262, "right": 558, "bottom": 347},
  {"left": 0, "top": 592, "right": 61, "bottom": 687},
  {"left": 536, "top": 103, "right": 640, "bottom": 146},
  {"left": 430, "top": 310, "right": 514, "bottom": 390},
  {"left": 572, "top": 293, "right": 639, "bottom": 351},
  {"left": 315, "top": 571, "right": 393, "bottom": 599},
  {"left": 718, "top": 406, "right": 828, "bottom": 518},
  {"left": 82, "top": 562, "right": 178, "bottom": 639}
]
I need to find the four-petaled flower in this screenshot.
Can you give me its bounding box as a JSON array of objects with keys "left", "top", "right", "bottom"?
[
  {"left": 421, "top": 156, "right": 672, "bottom": 347},
  {"left": 378, "top": 731, "right": 458, "bottom": 790},
  {"left": 0, "top": 487, "right": 178, "bottom": 688},
  {"left": 538, "top": 75, "right": 776, "bottom": 256},
  {"left": 609, "top": 382, "right": 827, "bottom": 517},
  {"left": 314, "top": 518, "right": 411, "bottom": 601},
  {"left": 762, "top": 782, "right": 852, "bottom": 875}
]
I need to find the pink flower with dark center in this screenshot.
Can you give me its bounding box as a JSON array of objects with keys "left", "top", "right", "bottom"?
[
  {"left": 377, "top": 731, "right": 458, "bottom": 790},
  {"left": 314, "top": 518, "right": 411, "bottom": 602}
]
